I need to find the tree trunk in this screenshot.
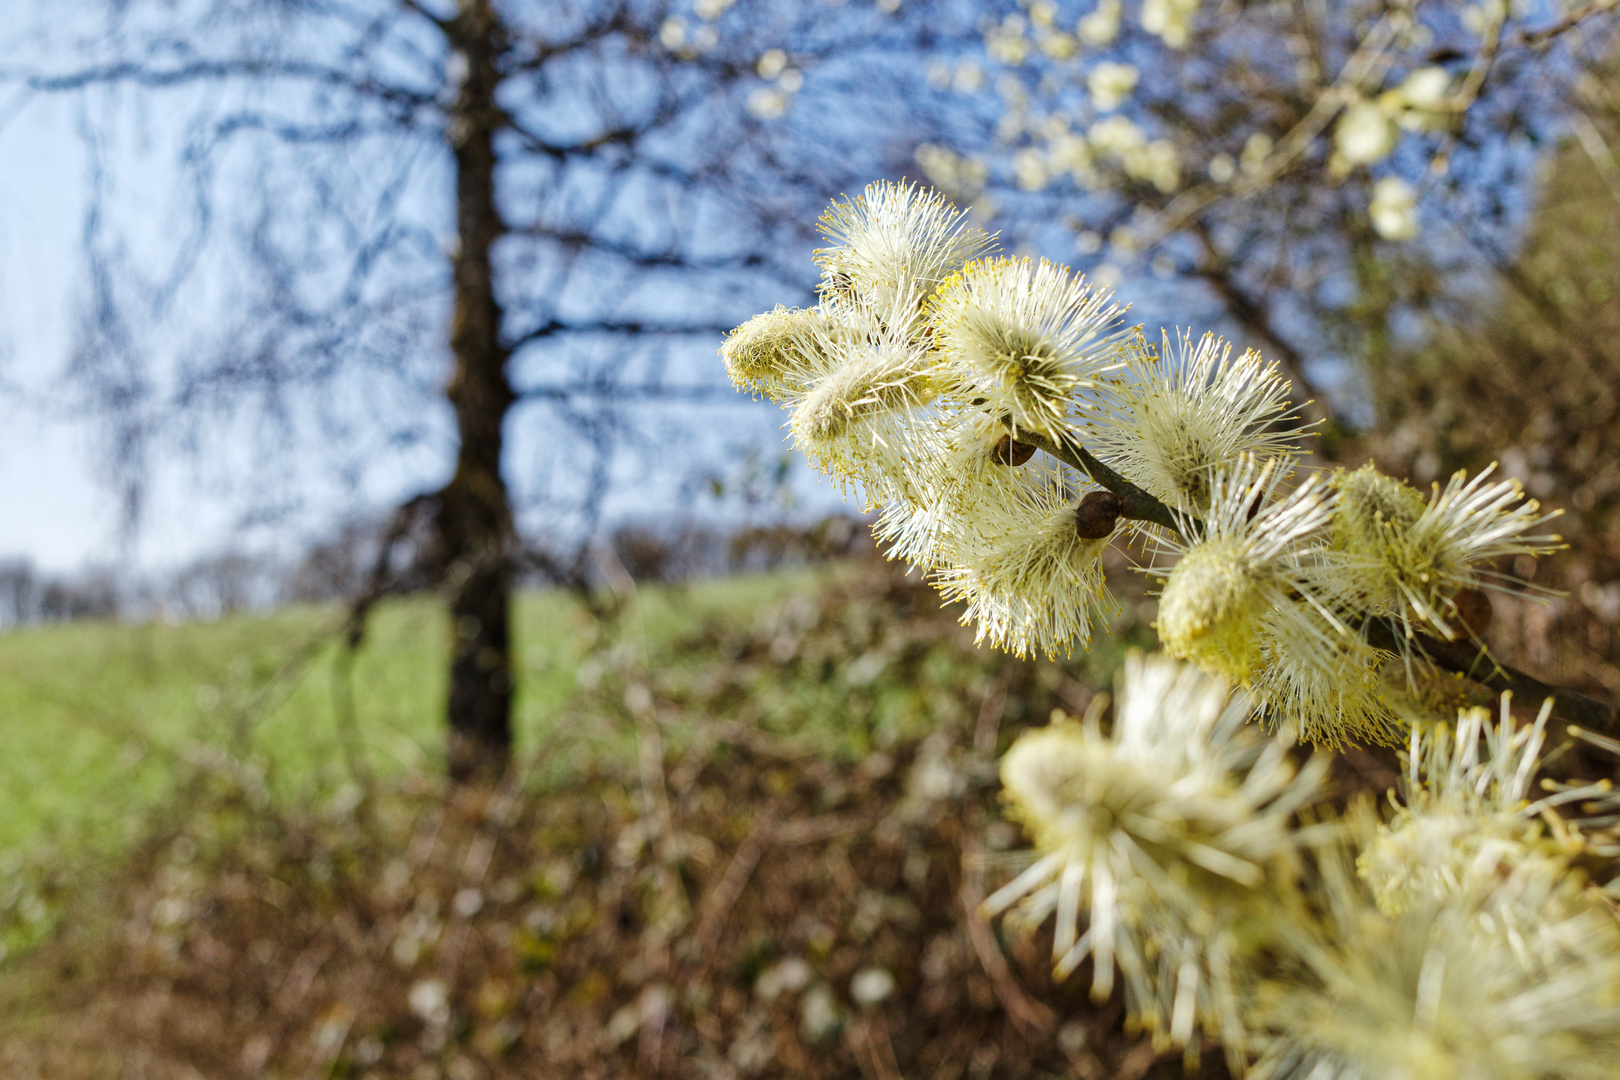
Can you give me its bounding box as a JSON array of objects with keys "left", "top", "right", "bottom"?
[{"left": 440, "top": 0, "right": 515, "bottom": 784}]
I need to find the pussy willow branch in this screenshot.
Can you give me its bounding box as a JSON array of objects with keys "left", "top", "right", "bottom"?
[
  {"left": 1364, "top": 621, "right": 1620, "bottom": 740},
  {"left": 1013, "top": 426, "right": 1185, "bottom": 533},
  {"left": 1020, "top": 420, "right": 1620, "bottom": 739}
]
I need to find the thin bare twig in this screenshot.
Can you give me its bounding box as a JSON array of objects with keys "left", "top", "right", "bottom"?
[
  {"left": 1010, "top": 424, "right": 1185, "bottom": 532},
  {"left": 1513, "top": 0, "right": 1620, "bottom": 47},
  {"left": 1366, "top": 619, "right": 1620, "bottom": 737},
  {"left": 693, "top": 810, "right": 776, "bottom": 956},
  {"left": 848, "top": 1014, "right": 906, "bottom": 1080}
]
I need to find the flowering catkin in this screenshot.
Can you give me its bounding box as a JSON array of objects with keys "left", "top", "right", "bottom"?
[
  {"left": 1089, "top": 329, "right": 1302, "bottom": 512},
  {"left": 726, "top": 174, "right": 1606, "bottom": 1080},
  {"left": 930, "top": 256, "right": 1127, "bottom": 439},
  {"left": 814, "top": 180, "right": 993, "bottom": 316},
  {"left": 1155, "top": 457, "right": 1337, "bottom": 683},
  {"left": 933, "top": 465, "right": 1117, "bottom": 657},
  {"left": 1325, "top": 462, "right": 1562, "bottom": 641},
  {"left": 1250, "top": 862, "right": 1620, "bottom": 1080},
  {"left": 990, "top": 654, "right": 1328, "bottom": 1063}
]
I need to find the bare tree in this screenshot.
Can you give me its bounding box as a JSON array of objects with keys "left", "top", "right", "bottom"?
[{"left": 6, "top": 0, "right": 985, "bottom": 780}]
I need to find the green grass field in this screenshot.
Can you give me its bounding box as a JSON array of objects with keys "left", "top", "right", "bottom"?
[
  {"left": 0, "top": 571, "right": 825, "bottom": 863},
  {"left": 0, "top": 560, "right": 1145, "bottom": 968}
]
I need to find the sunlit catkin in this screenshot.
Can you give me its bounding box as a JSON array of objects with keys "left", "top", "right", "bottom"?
[
  {"left": 1156, "top": 457, "right": 1336, "bottom": 684},
  {"left": 1250, "top": 868, "right": 1620, "bottom": 1080},
  {"left": 1250, "top": 603, "right": 1398, "bottom": 748},
  {"left": 1356, "top": 696, "right": 1597, "bottom": 914},
  {"left": 720, "top": 305, "right": 829, "bottom": 402},
  {"left": 934, "top": 465, "right": 1117, "bottom": 657},
  {"left": 814, "top": 179, "right": 993, "bottom": 317},
  {"left": 930, "top": 256, "right": 1128, "bottom": 439},
  {"left": 781, "top": 296, "right": 935, "bottom": 498},
  {"left": 990, "top": 654, "right": 1328, "bottom": 1064},
  {"left": 1090, "top": 330, "right": 1302, "bottom": 512},
  {"left": 1327, "top": 462, "right": 1562, "bottom": 640}
]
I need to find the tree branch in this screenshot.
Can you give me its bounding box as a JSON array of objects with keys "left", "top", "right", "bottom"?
[
  {"left": 508, "top": 225, "right": 771, "bottom": 272},
  {"left": 1513, "top": 0, "right": 1620, "bottom": 47},
  {"left": 504, "top": 319, "right": 733, "bottom": 352},
  {"left": 1009, "top": 424, "right": 1184, "bottom": 533},
  {"left": 518, "top": 382, "right": 745, "bottom": 404},
  {"left": 395, "top": 0, "right": 452, "bottom": 32},
  {"left": 1365, "top": 620, "right": 1620, "bottom": 739},
  {"left": 1017, "top": 419, "right": 1620, "bottom": 736},
  {"left": 21, "top": 59, "right": 435, "bottom": 109}
]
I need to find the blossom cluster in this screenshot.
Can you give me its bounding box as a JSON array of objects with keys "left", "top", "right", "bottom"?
[
  {"left": 919, "top": 1, "right": 1588, "bottom": 252},
  {"left": 722, "top": 180, "right": 1610, "bottom": 1075},
  {"left": 723, "top": 180, "right": 1559, "bottom": 749},
  {"left": 996, "top": 659, "right": 1620, "bottom": 1077}
]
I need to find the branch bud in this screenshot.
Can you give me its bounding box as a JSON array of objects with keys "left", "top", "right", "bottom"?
[
  {"left": 1075, "top": 490, "right": 1124, "bottom": 539},
  {"left": 992, "top": 433, "right": 1038, "bottom": 466}
]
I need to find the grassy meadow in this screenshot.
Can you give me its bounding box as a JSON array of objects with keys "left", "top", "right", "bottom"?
[{"left": 0, "top": 570, "right": 840, "bottom": 864}]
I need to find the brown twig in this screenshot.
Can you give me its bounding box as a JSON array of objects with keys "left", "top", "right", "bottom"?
[
  {"left": 693, "top": 809, "right": 776, "bottom": 956},
  {"left": 1026, "top": 416, "right": 1620, "bottom": 735},
  {"left": 1512, "top": 0, "right": 1620, "bottom": 47},
  {"left": 1011, "top": 424, "right": 1186, "bottom": 533},
  {"left": 1365, "top": 619, "right": 1620, "bottom": 738},
  {"left": 848, "top": 1014, "right": 906, "bottom": 1080},
  {"left": 974, "top": 677, "right": 1009, "bottom": 758}
]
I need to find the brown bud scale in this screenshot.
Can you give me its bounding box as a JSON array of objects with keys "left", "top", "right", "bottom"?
[
  {"left": 993, "top": 434, "right": 1038, "bottom": 466},
  {"left": 1075, "top": 490, "right": 1125, "bottom": 539}
]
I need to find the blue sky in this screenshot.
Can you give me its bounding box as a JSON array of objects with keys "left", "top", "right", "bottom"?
[{"left": 0, "top": 89, "right": 121, "bottom": 571}]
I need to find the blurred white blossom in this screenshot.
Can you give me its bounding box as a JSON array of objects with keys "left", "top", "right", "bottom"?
[
  {"left": 746, "top": 87, "right": 788, "bottom": 120},
  {"left": 1368, "top": 176, "right": 1419, "bottom": 240},
  {"left": 1087, "top": 61, "right": 1139, "bottom": 112},
  {"left": 1334, "top": 102, "right": 1397, "bottom": 166},
  {"left": 756, "top": 48, "right": 788, "bottom": 79},
  {"left": 1077, "top": 0, "right": 1122, "bottom": 46},
  {"left": 1141, "top": 0, "right": 1199, "bottom": 48},
  {"left": 990, "top": 654, "right": 1328, "bottom": 1060}
]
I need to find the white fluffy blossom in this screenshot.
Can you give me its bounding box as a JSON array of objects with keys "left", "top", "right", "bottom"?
[
  {"left": 777, "top": 293, "right": 936, "bottom": 500},
  {"left": 870, "top": 406, "right": 1033, "bottom": 565},
  {"left": 933, "top": 464, "right": 1117, "bottom": 657},
  {"left": 1155, "top": 457, "right": 1339, "bottom": 684},
  {"left": 1089, "top": 330, "right": 1303, "bottom": 513},
  {"left": 1250, "top": 602, "right": 1398, "bottom": 748},
  {"left": 1325, "top": 463, "right": 1562, "bottom": 641},
  {"left": 1358, "top": 696, "right": 1599, "bottom": 914},
  {"left": 1334, "top": 102, "right": 1397, "bottom": 166},
  {"left": 1251, "top": 867, "right": 1620, "bottom": 1080},
  {"left": 930, "top": 256, "right": 1128, "bottom": 439},
  {"left": 720, "top": 305, "right": 832, "bottom": 403},
  {"left": 1369, "top": 176, "right": 1419, "bottom": 241},
  {"left": 989, "top": 654, "right": 1328, "bottom": 1063},
  {"left": 815, "top": 180, "right": 994, "bottom": 316}
]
